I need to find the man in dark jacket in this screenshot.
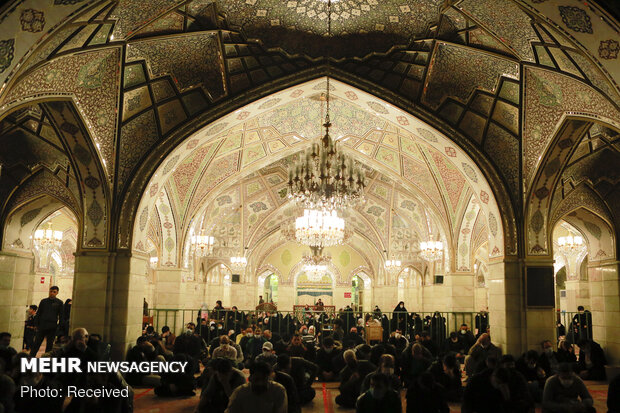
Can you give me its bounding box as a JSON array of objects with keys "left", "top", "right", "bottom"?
[
  {"left": 23, "top": 304, "right": 37, "bottom": 351},
  {"left": 356, "top": 372, "right": 401, "bottom": 413},
  {"left": 576, "top": 338, "right": 607, "bottom": 380},
  {"left": 275, "top": 354, "right": 318, "bottom": 405},
  {"left": 335, "top": 349, "right": 376, "bottom": 408},
  {"left": 30, "top": 286, "right": 64, "bottom": 355},
  {"left": 315, "top": 337, "right": 341, "bottom": 381}
]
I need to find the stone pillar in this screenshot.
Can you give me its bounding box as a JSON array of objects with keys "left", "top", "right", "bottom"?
[
  {"left": 523, "top": 261, "right": 557, "bottom": 351},
  {"left": 487, "top": 258, "right": 523, "bottom": 355},
  {"left": 445, "top": 273, "right": 475, "bottom": 312},
  {"left": 589, "top": 260, "right": 620, "bottom": 363},
  {"left": 72, "top": 252, "right": 147, "bottom": 359},
  {"left": 374, "top": 285, "right": 398, "bottom": 313},
  {"left": 564, "top": 279, "right": 591, "bottom": 311},
  {"left": 277, "top": 283, "right": 295, "bottom": 311},
  {"left": 0, "top": 251, "right": 34, "bottom": 350}
]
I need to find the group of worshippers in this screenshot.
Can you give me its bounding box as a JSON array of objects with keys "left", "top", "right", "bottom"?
[
  {"left": 123, "top": 299, "right": 614, "bottom": 413},
  {"left": 0, "top": 295, "right": 617, "bottom": 413}
]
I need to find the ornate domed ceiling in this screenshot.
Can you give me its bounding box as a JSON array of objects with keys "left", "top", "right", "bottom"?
[
  {"left": 134, "top": 78, "right": 494, "bottom": 275},
  {"left": 0, "top": 0, "right": 618, "bottom": 265}
]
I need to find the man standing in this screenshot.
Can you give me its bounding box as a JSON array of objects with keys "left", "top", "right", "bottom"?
[
  {"left": 30, "top": 286, "right": 64, "bottom": 356},
  {"left": 23, "top": 304, "right": 37, "bottom": 350}
]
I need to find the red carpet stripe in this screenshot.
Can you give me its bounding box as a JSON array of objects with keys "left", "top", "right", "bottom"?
[
  {"left": 133, "top": 388, "right": 153, "bottom": 400},
  {"left": 322, "top": 383, "right": 332, "bottom": 413}
]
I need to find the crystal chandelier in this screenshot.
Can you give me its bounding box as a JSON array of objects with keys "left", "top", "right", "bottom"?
[
  {"left": 419, "top": 241, "right": 444, "bottom": 262},
  {"left": 34, "top": 222, "right": 63, "bottom": 249},
  {"left": 557, "top": 235, "right": 585, "bottom": 259},
  {"left": 295, "top": 209, "right": 345, "bottom": 247},
  {"left": 302, "top": 246, "right": 331, "bottom": 282},
  {"left": 287, "top": 0, "right": 365, "bottom": 212},
  {"left": 385, "top": 259, "right": 402, "bottom": 275},
  {"left": 230, "top": 256, "right": 247, "bottom": 272},
  {"left": 192, "top": 234, "right": 214, "bottom": 257}
]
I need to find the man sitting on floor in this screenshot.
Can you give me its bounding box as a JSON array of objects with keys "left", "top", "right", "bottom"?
[
  {"left": 226, "top": 361, "right": 287, "bottom": 413},
  {"left": 543, "top": 362, "right": 595, "bottom": 413}
]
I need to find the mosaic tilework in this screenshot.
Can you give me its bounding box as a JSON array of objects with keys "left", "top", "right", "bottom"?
[
  {"left": 423, "top": 42, "right": 519, "bottom": 110},
  {"left": 44, "top": 101, "right": 109, "bottom": 248},
  {"left": 4, "top": 169, "right": 80, "bottom": 219},
  {"left": 117, "top": 110, "right": 161, "bottom": 194},
  {"left": 458, "top": 0, "right": 538, "bottom": 62},
  {"left": 126, "top": 33, "right": 226, "bottom": 99},
  {"left": 0, "top": 39, "right": 15, "bottom": 73},
  {"left": 3, "top": 48, "right": 122, "bottom": 182},
  {"left": 218, "top": 0, "right": 443, "bottom": 58},
  {"left": 457, "top": 194, "right": 480, "bottom": 272},
  {"left": 109, "top": 0, "right": 185, "bottom": 40},
  {"left": 523, "top": 67, "right": 620, "bottom": 190},
  {"left": 167, "top": 143, "right": 218, "bottom": 221},
  {"left": 20, "top": 9, "right": 45, "bottom": 33}
]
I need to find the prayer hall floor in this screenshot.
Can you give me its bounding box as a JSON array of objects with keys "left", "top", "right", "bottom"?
[{"left": 133, "top": 380, "right": 610, "bottom": 413}]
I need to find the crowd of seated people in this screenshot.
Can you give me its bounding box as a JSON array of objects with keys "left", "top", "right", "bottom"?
[{"left": 0, "top": 299, "right": 616, "bottom": 413}]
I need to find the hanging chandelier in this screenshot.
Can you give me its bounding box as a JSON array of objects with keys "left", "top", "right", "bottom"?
[
  {"left": 230, "top": 256, "right": 247, "bottom": 272},
  {"left": 287, "top": 0, "right": 366, "bottom": 213},
  {"left": 191, "top": 233, "right": 214, "bottom": 257},
  {"left": 385, "top": 259, "right": 402, "bottom": 275},
  {"left": 295, "top": 209, "right": 345, "bottom": 247},
  {"left": 34, "top": 222, "right": 63, "bottom": 249},
  {"left": 557, "top": 235, "right": 585, "bottom": 259},
  {"left": 302, "top": 246, "right": 331, "bottom": 282},
  {"left": 419, "top": 240, "right": 444, "bottom": 262}
]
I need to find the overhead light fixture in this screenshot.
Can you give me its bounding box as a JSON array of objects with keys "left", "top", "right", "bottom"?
[
  {"left": 302, "top": 246, "right": 331, "bottom": 282},
  {"left": 295, "top": 209, "right": 345, "bottom": 247},
  {"left": 385, "top": 259, "right": 402, "bottom": 275},
  {"left": 287, "top": 0, "right": 366, "bottom": 213},
  {"left": 230, "top": 256, "right": 247, "bottom": 272},
  {"left": 192, "top": 233, "right": 214, "bottom": 257},
  {"left": 419, "top": 240, "right": 443, "bottom": 262},
  {"left": 34, "top": 222, "right": 63, "bottom": 249},
  {"left": 557, "top": 235, "right": 586, "bottom": 259}
]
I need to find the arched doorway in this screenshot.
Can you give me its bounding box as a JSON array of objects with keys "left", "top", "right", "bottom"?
[{"left": 264, "top": 273, "right": 279, "bottom": 305}]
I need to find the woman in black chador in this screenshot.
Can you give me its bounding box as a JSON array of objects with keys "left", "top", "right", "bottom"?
[{"left": 392, "top": 301, "right": 408, "bottom": 334}]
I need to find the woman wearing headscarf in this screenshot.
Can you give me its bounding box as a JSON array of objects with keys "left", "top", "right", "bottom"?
[{"left": 392, "top": 301, "right": 408, "bottom": 334}]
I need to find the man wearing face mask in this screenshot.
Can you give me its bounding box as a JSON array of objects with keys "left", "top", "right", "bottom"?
[
  {"left": 539, "top": 340, "right": 560, "bottom": 378},
  {"left": 542, "top": 362, "right": 595, "bottom": 413},
  {"left": 360, "top": 354, "right": 400, "bottom": 394},
  {"left": 226, "top": 361, "right": 287, "bottom": 413},
  {"left": 516, "top": 350, "right": 547, "bottom": 403},
  {"left": 459, "top": 323, "right": 476, "bottom": 352},
  {"left": 388, "top": 330, "right": 408, "bottom": 353},
  {"left": 355, "top": 372, "right": 401, "bottom": 413}
]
